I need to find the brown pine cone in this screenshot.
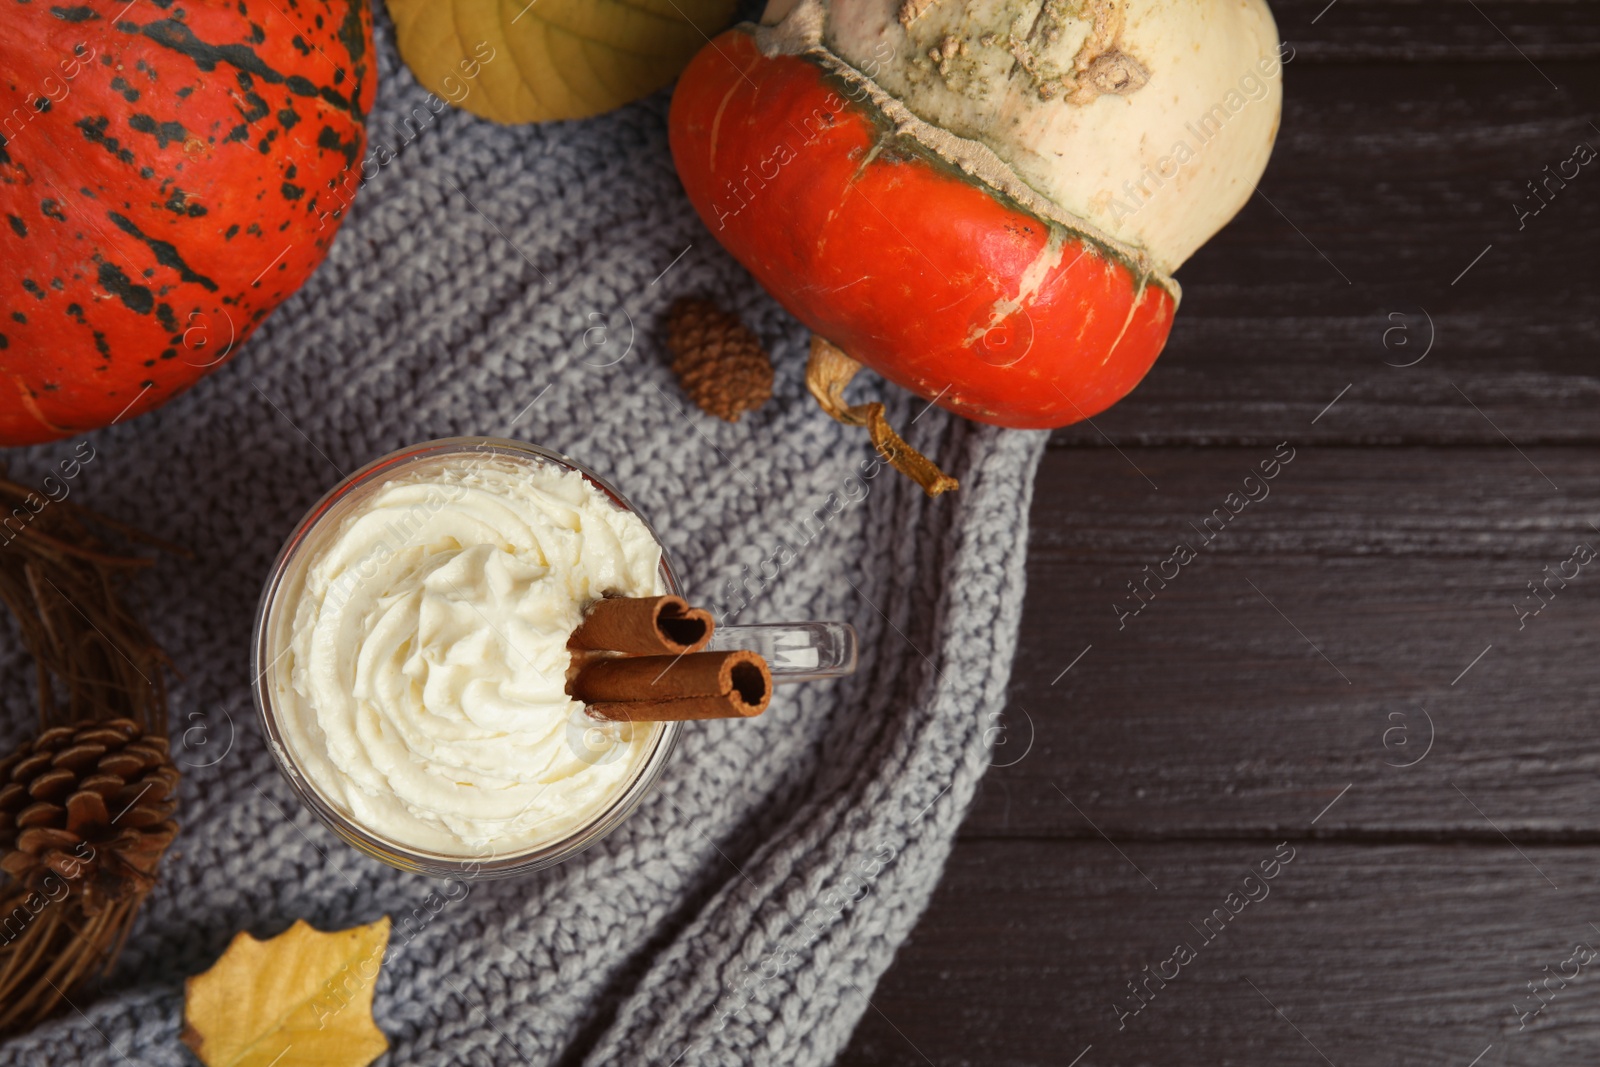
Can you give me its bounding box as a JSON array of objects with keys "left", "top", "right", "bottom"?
[
  {"left": 665, "top": 299, "right": 774, "bottom": 422},
  {"left": 0, "top": 718, "right": 178, "bottom": 915}
]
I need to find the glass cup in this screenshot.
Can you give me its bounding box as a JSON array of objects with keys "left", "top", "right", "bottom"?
[{"left": 252, "top": 437, "right": 857, "bottom": 879}]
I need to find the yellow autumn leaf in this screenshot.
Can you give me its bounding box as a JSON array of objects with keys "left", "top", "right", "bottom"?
[
  {"left": 181, "top": 917, "right": 391, "bottom": 1067},
  {"left": 388, "top": 0, "right": 738, "bottom": 123}
]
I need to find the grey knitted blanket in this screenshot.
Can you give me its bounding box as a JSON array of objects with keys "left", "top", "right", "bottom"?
[{"left": 0, "top": 9, "right": 1046, "bottom": 1065}]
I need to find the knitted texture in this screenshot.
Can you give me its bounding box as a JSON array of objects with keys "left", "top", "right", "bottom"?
[{"left": 0, "top": 9, "right": 1047, "bottom": 1065}]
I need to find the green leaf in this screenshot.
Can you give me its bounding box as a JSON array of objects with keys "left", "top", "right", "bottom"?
[{"left": 389, "top": 0, "right": 739, "bottom": 123}]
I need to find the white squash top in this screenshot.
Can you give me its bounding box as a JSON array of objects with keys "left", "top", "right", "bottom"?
[{"left": 763, "top": 0, "right": 1283, "bottom": 277}]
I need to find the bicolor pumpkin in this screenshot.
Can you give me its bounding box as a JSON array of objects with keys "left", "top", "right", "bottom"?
[{"left": 670, "top": 0, "right": 1281, "bottom": 490}]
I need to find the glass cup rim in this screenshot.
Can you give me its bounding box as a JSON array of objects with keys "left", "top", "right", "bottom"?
[{"left": 251, "top": 436, "right": 684, "bottom": 880}]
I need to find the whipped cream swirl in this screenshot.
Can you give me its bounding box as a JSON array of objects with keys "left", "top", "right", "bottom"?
[{"left": 269, "top": 452, "right": 666, "bottom": 856}]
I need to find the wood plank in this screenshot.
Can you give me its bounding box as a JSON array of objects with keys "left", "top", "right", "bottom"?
[
  {"left": 961, "top": 445, "right": 1600, "bottom": 838},
  {"left": 1043, "top": 58, "right": 1600, "bottom": 446},
  {"left": 842, "top": 840, "right": 1599, "bottom": 1067},
  {"left": 1277, "top": 0, "right": 1600, "bottom": 61}
]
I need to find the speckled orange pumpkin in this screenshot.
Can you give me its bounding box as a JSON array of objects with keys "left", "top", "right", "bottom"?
[{"left": 0, "top": 0, "right": 374, "bottom": 444}]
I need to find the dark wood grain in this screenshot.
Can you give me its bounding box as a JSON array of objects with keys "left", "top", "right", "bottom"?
[
  {"left": 842, "top": 842, "right": 1597, "bottom": 1067},
  {"left": 962, "top": 445, "right": 1600, "bottom": 838},
  {"left": 1274, "top": 1, "right": 1600, "bottom": 61},
  {"left": 841, "top": 1, "right": 1600, "bottom": 1062}
]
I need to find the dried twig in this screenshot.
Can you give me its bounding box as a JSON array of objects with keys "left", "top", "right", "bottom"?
[{"left": 0, "top": 472, "right": 178, "bottom": 1034}]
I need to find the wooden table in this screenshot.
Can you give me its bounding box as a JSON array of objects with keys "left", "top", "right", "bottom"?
[{"left": 841, "top": 4, "right": 1600, "bottom": 1063}]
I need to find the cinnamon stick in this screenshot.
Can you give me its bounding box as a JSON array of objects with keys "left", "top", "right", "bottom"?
[
  {"left": 572, "top": 649, "right": 771, "bottom": 721},
  {"left": 569, "top": 595, "right": 713, "bottom": 656},
  {"left": 586, "top": 692, "right": 762, "bottom": 722}
]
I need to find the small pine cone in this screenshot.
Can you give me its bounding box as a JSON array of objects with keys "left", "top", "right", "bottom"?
[
  {"left": 665, "top": 299, "right": 774, "bottom": 422},
  {"left": 0, "top": 718, "right": 178, "bottom": 915}
]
